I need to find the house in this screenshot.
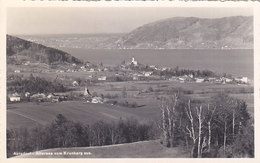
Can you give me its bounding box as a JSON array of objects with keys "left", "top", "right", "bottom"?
[
  {"left": 10, "top": 96, "right": 21, "bottom": 102},
  {"left": 178, "top": 77, "right": 186, "bottom": 81},
  {"left": 161, "top": 67, "right": 167, "bottom": 71},
  {"left": 133, "top": 75, "right": 139, "bottom": 81},
  {"left": 149, "top": 65, "right": 158, "bottom": 70},
  {"left": 208, "top": 77, "right": 216, "bottom": 82},
  {"left": 9, "top": 92, "right": 21, "bottom": 102},
  {"left": 47, "top": 93, "right": 60, "bottom": 102},
  {"left": 72, "top": 81, "right": 79, "bottom": 87},
  {"left": 196, "top": 78, "right": 204, "bottom": 83},
  {"left": 91, "top": 97, "right": 103, "bottom": 104},
  {"left": 89, "top": 68, "right": 95, "bottom": 72},
  {"left": 235, "top": 77, "right": 248, "bottom": 84},
  {"left": 144, "top": 72, "right": 153, "bottom": 77},
  {"left": 25, "top": 92, "right": 30, "bottom": 97},
  {"left": 52, "top": 97, "right": 59, "bottom": 102},
  {"left": 24, "top": 61, "right": 30, "bottom": 66},
  {"left": 241, "top": 77, "right": 248, "bottom": 84},
  {"left": 53, "top": 93, "right": 68, "bottom": 101},
  {"left": 47, "top": 93, "right": 55, "bottom": 99},
  {"left": 98, "top": 76, "right": 107, "bottom": 81},
  {"left": 222, "top": 77, "right": 233, "bottom": 83},
  {"left": 14, "top": 70, "right": 20, "bottom": 73},
  {"left": 30, "top": 93, "right": 46, "bottom": 102}
]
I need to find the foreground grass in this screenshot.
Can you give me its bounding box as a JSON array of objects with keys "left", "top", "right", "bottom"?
[{"left": 13, "top": 140, "right": 189, "bottom": 158}]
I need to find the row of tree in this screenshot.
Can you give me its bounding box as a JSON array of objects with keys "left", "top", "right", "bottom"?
[
  {"left": 159, "top": 93, "right": 254, "bottom": 158},
  {"left": 7, "top": 115, "right": 156, "bottom": 158},
  {"left": 153, "top": 66, "right": 217, "bottom": 78}
]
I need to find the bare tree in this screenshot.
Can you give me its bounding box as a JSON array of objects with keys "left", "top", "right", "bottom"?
[
  {"left": 185, "top": 100, "right": 197, "bottom": 157},
  {"left": 159, "top": 94, "right": 178, "bottom": 147}
]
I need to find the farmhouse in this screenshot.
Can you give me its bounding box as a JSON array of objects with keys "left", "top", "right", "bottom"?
[
  {"left": 91, "top": 97, "right": 103, "bottom": 104},
  {"left": 221, "top": 77, "right": 233, "bottom": 84},
  {"left": 10, "top": 96, "right": 21, "bottom": 102},
  {"left": 144, "top": 72, "right": 153, "bottom": 77},
  {"left": 9, "top": 93, "right": 21, "bottom": 102},
  {"left": 235, "top": 77, "right": 248, "bottom": 84},
  {"left": 149, "top": 65, "right": 158, "bottom": 70},
  {"left": 98, "top": 76, "right": 107, "bottom": 81},
  {"left": 89, "top": 68, "right": 95, "bottom": 72},
  {"left": 25, "top": 92, "right": 30, "bottom": 97},
  {"left": 30, "top": 93, "right": 46, "bottom": 102},
  {"left": 133, "top": 75, "right": 139, "bottom": 81},
  {"left": 47, "top": 93, "right": 60, "bottom": 102},
  {"left": 72, "top": 81, "right": 79, "bottom": 87},
  {"left": 14, "top": 70, "right": 21, "bottom": 73},
  {"left": 195, "top": 78, "right": 204, "bottom": 83}
]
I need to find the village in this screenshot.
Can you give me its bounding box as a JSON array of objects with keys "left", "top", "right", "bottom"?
[{"left": 8, "top": 57, "right": 250, "bottom": 104}]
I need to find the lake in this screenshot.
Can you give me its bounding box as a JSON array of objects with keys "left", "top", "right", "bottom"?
[{"left": 61, "top": 48, "right": 254, "bottom": 79}]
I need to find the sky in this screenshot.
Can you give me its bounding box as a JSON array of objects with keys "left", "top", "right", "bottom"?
[{"left": 7, "top": 7, "right": 253, "bottom": 35}]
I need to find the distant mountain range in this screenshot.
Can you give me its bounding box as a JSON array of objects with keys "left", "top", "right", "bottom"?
[
  {"left": 15, "top": 16, "right": 253, "bottom": 50},
  {"left": 7, "top": 35, "right": 83, "bottom": 65},
  {"left": 116, "top": 16, "right": 253, "bottom": 49}
]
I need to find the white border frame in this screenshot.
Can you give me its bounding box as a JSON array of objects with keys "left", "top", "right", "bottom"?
[{"left": 1, "top": 1, "right": 259, "bottom": 163}]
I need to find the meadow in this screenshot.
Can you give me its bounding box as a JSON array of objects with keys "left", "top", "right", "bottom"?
[{"left": 7, "top": 79, "right": 254, "bottom": 130}]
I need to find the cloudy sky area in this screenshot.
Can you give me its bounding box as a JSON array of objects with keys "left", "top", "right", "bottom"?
[{"left": 7, "top": 7, "right": 253, "bottom": 35}]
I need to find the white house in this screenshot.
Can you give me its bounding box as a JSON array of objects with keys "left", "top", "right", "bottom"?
[
  {"left": 72, "top": 81, "right": 79, "bottom": 87},
  {"left": 144, "top": 72, "right": 153, "bottom": 77},
  {"left": 10, "top": 96, "right": 20, "bottom": 102},
  {"left": 25, "top": 92, "right": 30, "bottom": 97},
  {"left": 89, "top": 68, "right": 95, "bottom": 72},
  {"left": 14, "top": 70, "right": 21, "bottom": 73},
  {"left": 47, "top": 93, "right": 55, "bottom": 99},
  {"left": 91, "top": 97, "right": 103, "bottom": 104},
  {"left": 240, "top": 77, "right": 248, "bottom": 84},
  {"left": 98, "top": 76, "right": 107, "bottom": 81},
  {"left": 196, "top": 78, "right": 204, "bottom": 83},
  {"left": 235, "top": 77, "right": 248, "bottom": 84},
  {"left": 9, "top": 93, "right": 21, "bottom": 102}
]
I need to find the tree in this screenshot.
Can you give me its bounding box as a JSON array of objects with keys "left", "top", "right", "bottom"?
[{"left": 159, "top": 95, "right": 178, "bottom": 147}]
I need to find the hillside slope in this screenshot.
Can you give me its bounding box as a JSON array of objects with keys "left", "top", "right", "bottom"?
[
  {"left": 7, "top": 35, "right": 83, "bottom": 65},
  {"left": 117, "top": 16, "right": 253, "bottom": 49},
  {"left": 14, "top": 140, "right": 189, "bottom": 158}
]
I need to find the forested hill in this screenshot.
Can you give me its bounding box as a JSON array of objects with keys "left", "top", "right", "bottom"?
[
  {"left": 7, "top": 35, "right": 83, "bottom": 65},
  {"left": 116, "top": 16, "right": 253, "bottom": 49}
]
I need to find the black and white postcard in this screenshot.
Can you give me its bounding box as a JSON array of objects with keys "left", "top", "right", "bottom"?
[{"left": 0, "top": 1, "right": 259, "bottom": 162}]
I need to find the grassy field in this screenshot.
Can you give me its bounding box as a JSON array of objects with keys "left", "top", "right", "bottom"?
[
  {"left": 7, "top": 101, "right": 160, "bottom": 130},
  {"left": 14, "top": 139, "right": 189, "bottom": 158},
  {"left": 7, "top": 78, "right": 254, "bottom": 130}
]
